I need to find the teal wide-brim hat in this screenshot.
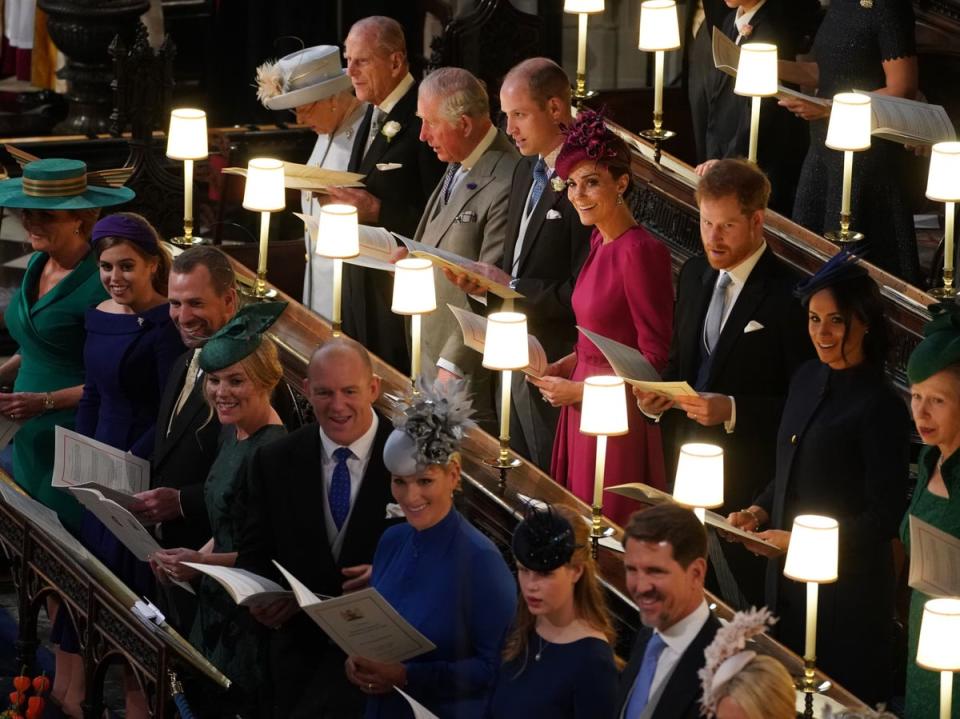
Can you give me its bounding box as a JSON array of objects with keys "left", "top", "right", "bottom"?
[
  {"left": 0, "top": 157, "right": 135, "bottom": 210},
  {"left": 907, "top": 302, "right": 960, "bottom": 384},
  {"left": 199, "top": 301, "right": 288, "bottom": 373}
]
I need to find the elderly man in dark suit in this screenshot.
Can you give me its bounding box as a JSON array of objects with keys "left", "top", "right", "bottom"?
[
  {"left": 636, "top": 159, "right": 811, "bottom": 608},
  {"left": 617, "top": 504, "right": 720, "bottom": 719},
  {"left": 446, "top": 57, "right": 590, "bottom": 471},
  {"left": 332, "top": 15, "right": 445, "bottom": 374},
  {"left": 237, "top": 337, "right": 394, "bottom": 719}
]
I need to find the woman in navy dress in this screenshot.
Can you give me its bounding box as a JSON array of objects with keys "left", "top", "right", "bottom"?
[
  {"left": 345, "top": 382, "right": 517, "bottom": 719},
  {"left": 488, "top": 503, "right": 617, "bottom": 718}
]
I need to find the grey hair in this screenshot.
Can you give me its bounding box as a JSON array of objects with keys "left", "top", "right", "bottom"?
[
  {"left": 348, "top": 16, "right": 406, "bottom": 57},
  {"left": 420, "top": 67, "right": 489, "bottom": 125}
]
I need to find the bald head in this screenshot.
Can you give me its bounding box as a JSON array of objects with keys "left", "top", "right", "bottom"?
[
  {"left": 309, "top": 336, "right": 374, "bottom": 379},
  {"left": 305, "top": 337, "right": 379, "bottom": 446},
  {"left": 503, "top": 57, "right": 572, "bottom": 108}
]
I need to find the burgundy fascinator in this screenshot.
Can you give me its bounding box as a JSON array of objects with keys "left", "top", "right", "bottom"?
[{"left": 555, "top": 109, "right": 625, "bottom": 181}]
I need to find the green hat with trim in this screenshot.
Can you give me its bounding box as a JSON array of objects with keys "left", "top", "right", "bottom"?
[
  {"left": 907, "top": 302, "right": 960, "bottom": 384},
  {"left": 0, "top": 158, "right": 135, "bottom": 210},
  {"left": 198, "top": 301, "right": 288, "bottom": 372}
]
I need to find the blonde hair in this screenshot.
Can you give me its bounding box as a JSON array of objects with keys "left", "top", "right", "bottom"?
[
  {"left": 714, "top": 655, "right": 795, "bottom": 719},
  {"left": 202, "top": 336, "right": 283, "bottom": 420}
]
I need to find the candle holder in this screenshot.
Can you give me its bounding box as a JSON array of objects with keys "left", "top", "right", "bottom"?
[
  {"left": 392, "top": 258, "right": 437, "bottom": 395},
  {"left": 240, "top": 158, "right": 285, "bottom": 299},
  {"left": 166, "top": 109, "right": 208, "bottom": 247},
  {"left": 564, "top": 0, "right": 605, "bottom": 105},
  {"left": 783, "top": 515, "right": 839, "bottom": 718},
  {"left": 482, "top": 312, "right": 529, "bottom": 493},
  {"left": 824, "top": 93, "right": 871, "bottom": 246},
  {"left": 672, "top": 443, "right": 723, "bottom": 523},
  {"left": 579, "top": 376, "right": 629, "bottom": 557},
  {"left": 917, "top": 597, "right": 960, "bottom": 719},
  {"left": 926, "top": 142, "right": 960, "bottom": 300},
  {"left": 316, "top": 204, "right": 360, "bottom": 335},
  {"left": 638, "top": 0, "right": 680, "bottom": 164},
  {"left": 734, "top": 43, "right": 778, "bottom": 164}
]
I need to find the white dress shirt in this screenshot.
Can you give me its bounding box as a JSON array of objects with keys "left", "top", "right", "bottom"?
[
  {"left": 649, "top": 599, "right": 711, "bottom": 701},
  {"left": 734, "top": 0, "right": 768, "bottom": 44},
  {"left": 317, "top": 412, "right": 380, "bottom": 560},
  {"left": 442, "top": 124, "right": 498, "bottom": 201},
  {"left": 511, "top": 144, "right": 561, "bottom": 275}
]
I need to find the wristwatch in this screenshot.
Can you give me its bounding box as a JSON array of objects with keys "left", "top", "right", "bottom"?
[{"left": 43, "top": 392, "right": 55, "bottom": 413}]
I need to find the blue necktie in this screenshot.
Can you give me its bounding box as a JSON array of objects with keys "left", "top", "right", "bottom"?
[
  {"left": 624, "top": 633, "right": 667, "bottom": 718},
  {"left": 441, "top": 163, "right": 462, "bottom": 204},
  {"left": 329, "top": 447, "right": 353, "bottom": 531},
  {"left": 525, "top": 158, "right": 548, "bottom": 216}
]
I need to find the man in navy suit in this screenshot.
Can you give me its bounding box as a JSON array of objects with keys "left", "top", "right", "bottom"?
[{"left": 617, "top": 503, "right": 720, "bottom": 719}]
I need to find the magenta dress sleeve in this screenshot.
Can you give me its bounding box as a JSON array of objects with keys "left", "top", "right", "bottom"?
[{"left": 619, "top": 228, "right": 674, "bottom": 373}]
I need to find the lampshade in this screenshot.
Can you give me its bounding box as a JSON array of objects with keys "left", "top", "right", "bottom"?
[
  {"left": 783, "top": 515, "right": 839, "bottom": 583},
  {"left": 579, "top": 376, "right": 629, "bottom": 436},
  {"left": 926, "top": 142, "right": 960, "bottom": 202},
  {"left": 242, "top": 158, "right": 286, "bottom": 212},
  {"left": 483, "top": 312, "right": 529, "bottom": 370},
  {"left": 315, "top": 204, "right": 360, "bottom": 258},
  {"left": 564, "top": 0, "right": 604, "bottom": 12},
  {"left": 392, "top": 258, "right": 437, "bottom": 315},
  {"left": 638, "top": 0, "right": 680, "bottom": 51},
  {"left": 825, "top": 93, "right": 872, "bottom": 152},
  {"left": 672, "top": 443, "right": 724, "bottom": 509},
  {"left": 917, "top": 598, "right": 960, "bottom": 671},
  {"left": 166, "top": 108, "right": 208, "bottom": 160},
  {"left": 734, "top": 43, "right": 778, "bottom": 97}
]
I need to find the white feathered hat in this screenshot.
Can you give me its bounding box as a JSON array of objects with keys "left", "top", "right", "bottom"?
[{"left": 255, "top": 45, "right": 353, "bottom": 111}]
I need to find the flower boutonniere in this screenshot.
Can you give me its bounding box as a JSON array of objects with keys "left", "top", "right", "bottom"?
[
  {"left": 859, "top": 0, "right": 873, "bottom": 7},
  {"left": 739, "top": 23, "right": 753, "bottom": 40},
  {"left": 550, "top": 175, "right": 567, "bottom": 192},
  {"left": 381, "top": 120, "right": 401, "bottom": 142}
]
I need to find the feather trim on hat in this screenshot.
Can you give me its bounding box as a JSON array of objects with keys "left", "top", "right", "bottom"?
[
  {"left": 255, "top": 60, "right": 285, "bottom": 104},
  {"left": 394, "top": 378, "right": 476, "bottom": 468}
]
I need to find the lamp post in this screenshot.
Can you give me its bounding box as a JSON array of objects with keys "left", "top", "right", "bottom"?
[
  {"left": 672, "top": 443, "right": 724, "bottom": 523},
  {"left": 734, "top": 43, "right": 778, "bottom": 164},
  {"left": 579, "top": 375, "right": 629, "bottom": 556},
  {"left": 783, "top": 514, "right": 839, "bottom": 718},
  {"left": 316, "top": 204, "right": 360, "bottom": 336},
  {"left": 392, "top": 258, "right": 437, "bottom": 394},
  {"left": 824, "top": 92, "right": 871, "bottom": 245},
  {"left": 917, "top": 597, "right": 960, "bottom": 719},
  {"left": 564, "top": 0, "right": 605, "bottom": 104},
  {"left": 241, "top": 158, "right": 285, "bottom": 299},
  {"left": 638, "top": 0, "right": 680, "bottom": 163},
  {"left": 483, "top": 312, "right": 529, "bottom": 489},
  {"left": 166, "top": 109, "right": 208, "bottom": 246},
  {"left": 926, "top": 142, "right": 960, "bottom": 299}
]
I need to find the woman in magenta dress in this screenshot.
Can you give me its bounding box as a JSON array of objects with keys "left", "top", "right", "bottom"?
[{"left": 529, "top": 111, "right": 673, "bottom": 525}]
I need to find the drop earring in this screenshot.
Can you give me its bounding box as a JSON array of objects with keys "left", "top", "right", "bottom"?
[{"left": 616, "top": 194, "right": 624, "bottom": 206}]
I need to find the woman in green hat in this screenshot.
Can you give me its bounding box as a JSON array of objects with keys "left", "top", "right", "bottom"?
[
  {"left": 0, "top": 156, "right": 134, "bottom": 529},
  {"left": 900, "top": 302, "right": 960, "bottom": 718},
  {"left": 151, "top": 301, "right": 287, "bottom": 717}
]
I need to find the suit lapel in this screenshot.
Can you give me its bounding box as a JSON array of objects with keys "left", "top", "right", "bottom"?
[
  {"left": 680, "top": 264, "right": 718, "bottom": 380},
  {"left": 152, "top": 351, "right": 191, "bottom": 467},
  {"left": 425, "top": 167, "right": 496, "bottom": 245},
  {"left": 358, "top": 86, "right": 417, "bottom": 176},
  {"left": 652, "top": 615, "right": 719, "bottom": 719},
  {"left": 339, "top": 415, "right": 392, "bottom": 565},
  {"left": 515, "top": 184, "right": 564, "bottom": 275},
  {"left": 293, "top": 430, "right": 338, "bottom": 579},
  {"left": 501, "top": 157, "right": 535, "bottom": 273},
  {"left": 347, "top": 104, "right": 375, "bottom": 173}
]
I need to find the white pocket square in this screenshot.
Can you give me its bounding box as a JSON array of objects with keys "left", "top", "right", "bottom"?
[
  {"left": 376, "top": 162, "right": 403, "bottom": 172},
  {"left": 545, "top": 209, "right": 562, "bottom": 220},
  {"left": 743, "top": 320, "right": 765, "bottom": 333}
]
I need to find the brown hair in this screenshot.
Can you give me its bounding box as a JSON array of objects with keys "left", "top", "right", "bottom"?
[
  {"left": 171, "top": 245, "right": 236, "bottom": 296},
  {"left": 713, "top": 655, "right": 795, "bottom": 719},
  {"left": 695, "top": 158, "right": 771, "bottom": 216},
  {"left": 504, "top": 57, "right": 571, "bottom": 107},
  {"left": 502, "top": 505, "right": 618, "bottom": 666},
  {"left": 623, "top": 504, "right": 707, "bottom": 569},
  {"left": 93, "top": 212, "right": 171, "bottom": 295}
]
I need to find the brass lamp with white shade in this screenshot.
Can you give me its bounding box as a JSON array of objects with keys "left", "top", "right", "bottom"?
[
  {"left": 579, "top": 375, "right": 629, "bottom": 555},
  {"left": 917, "top": 597, "right": 960, "bottom": 719},
  {"left": 638, "top": 0, "right": 680, "bottom": 162},
  {"left": 926, "top": 142, "right": 960, "bottom": 299},
  {"left": 241, "top": 158, "right": 286, "bottom": 299},
  {"left": 734, "top": 43, "right": 778, "bottom": 164},
  {"left": 391, "top": 257, "right": 437, "bottom": 394},
  {"left": 783, "top": 514, "right": 839, "bottom": 717},
  {"left": 564, "top": 0, "right": 605, "bottom": 103},
  {"left": 672, "top": 443, "right": 724, "bottom": 523},
  {"left": 166, "top": 108, "right": 208, "bottom": 246},
  {"left": 316, "top": 203, "right": 360, "bottom": 335},
  {"left": 824, "top": 92, "right": 872, "bottom": 245},
  {"left": 483, "top": 312, "right": 529, "bottom": 485}
]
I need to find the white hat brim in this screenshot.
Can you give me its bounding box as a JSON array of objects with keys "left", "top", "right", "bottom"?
[{"left": 263, "top": 72, "right": 354, "bottom": 111}]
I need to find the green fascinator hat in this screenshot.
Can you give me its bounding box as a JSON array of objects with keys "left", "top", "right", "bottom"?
[
  {"left": 198, "top": 301, "right": 287, "bottom": 372},
  {"left": 907, "top": 302, "right": 960, "bottom": 384}
]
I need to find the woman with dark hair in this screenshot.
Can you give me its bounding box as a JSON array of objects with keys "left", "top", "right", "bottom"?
[
  {"left": 529, "top": 110, "right": 673, "bottom": 523},
  {"left": 727, "top": 252, "right": 909, "bottom": 705},
  {"left": 488, "top": 503, "right": 618, "bottom": 718}
]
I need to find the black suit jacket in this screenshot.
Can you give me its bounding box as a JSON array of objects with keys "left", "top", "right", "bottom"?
[
  {"left": 151, "top": 350, "right": 218, "bottom": 549},
  {"left": 236, "top": 415, "right": 394, "bottom": 718},
  {"left": 342, "top": 81, "right": 446, "bottom": 373},
  {"left": 616, "top": 612, "right": 721, "bottom": 719}
]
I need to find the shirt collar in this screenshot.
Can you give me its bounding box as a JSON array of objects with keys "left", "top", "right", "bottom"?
[
  {"left": 377, "top": 73, "right": 415, "bottom": 115},
  {"left": 735, "top": 0, "right": 768, "bottom": 37},
  {"left": 318, "top": 411, "right": 380, "bottom": 463},
  {"left": 723, "top": 241, "right": 767, "bottom": 289},
  {"left": 656, "top": 598, "right": 710, "bottom": 652},
  {"left": 460, "top": 125, "right": 498, "bottom": 170},
  {"left": 541, "top": 145, "right": 562, "bottom": 174}
]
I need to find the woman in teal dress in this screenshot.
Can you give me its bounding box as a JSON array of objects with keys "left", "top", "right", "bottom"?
[
  {"left": 0, "top": 158, "right": 133, "bottom": 531},
  {"left": 900, "top": 302, "right": 960, "bottom": 718},
  {"left": 152, "top": 302, "right": 288, "bottom": 718}
]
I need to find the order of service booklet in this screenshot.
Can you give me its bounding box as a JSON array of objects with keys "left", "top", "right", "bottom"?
[{"left": 181, "top": 563, "right": 293, "bottom": 607}]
